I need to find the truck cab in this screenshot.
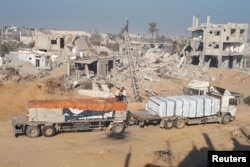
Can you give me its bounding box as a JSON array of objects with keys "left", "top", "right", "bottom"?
[
  {"left": 209, "top": 86, "right": 238, "bottom": 118},
  {"left": 184, "top": 80, "right": 242, "bottom": 123}
]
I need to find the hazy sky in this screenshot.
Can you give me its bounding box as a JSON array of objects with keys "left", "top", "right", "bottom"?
[{"left": 0, "top": 0, "right": 249, "bottom": 35}]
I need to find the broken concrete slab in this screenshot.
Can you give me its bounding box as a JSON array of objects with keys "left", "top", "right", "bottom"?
[{"left": 78, "top": 89, "right": 114, "bottom": 98}]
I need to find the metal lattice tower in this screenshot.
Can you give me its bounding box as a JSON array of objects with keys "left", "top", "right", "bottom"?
[{"left": 123, "top": 31, "right": 141, "bottom": 102}]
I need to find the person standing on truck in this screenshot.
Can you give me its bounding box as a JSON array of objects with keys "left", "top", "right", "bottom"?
[
  {"left": 115, "top": 87, "right": 121, "bottom": 101},
  {"left": 120, "top": 87, "right": 127, "bottom": 102}
]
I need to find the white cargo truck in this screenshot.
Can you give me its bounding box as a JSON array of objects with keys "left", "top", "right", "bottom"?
[
  {"left": 183, "top": 80, "right": 243, "bottom": 102},
  {"left": 130, "top": 92, "right": 238, "bottom": 129},
  {"left": 12, "top": 98, "right": 129, "bottom": 138}
]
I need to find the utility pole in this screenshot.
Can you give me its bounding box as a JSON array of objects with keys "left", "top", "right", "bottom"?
[{"left": 123, "top": 20, "right": 141, "bottom": 102}]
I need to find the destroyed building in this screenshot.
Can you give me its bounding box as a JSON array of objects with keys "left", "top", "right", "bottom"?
[
  {"left": 179, "top": 16, "right": 249, "bottom": 69},
  {"left": 33, "top": 30, "right": 91, "bottom": 56},
  {"left": 119, "top": 41, "right": 171, "bottom": 57},
  {"left": 4, "top": 49, "right": 52, "bottom": 70},
  {"left": 66, "top": 36, "right": 120, "bottom": 78}
]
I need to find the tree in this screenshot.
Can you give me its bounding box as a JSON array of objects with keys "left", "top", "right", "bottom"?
[
  {"left": 148, "top": 22, "right": 159, "bottom": 39},
  {"left": 156, "top": 34, "right": 167, "bottom": 43}
]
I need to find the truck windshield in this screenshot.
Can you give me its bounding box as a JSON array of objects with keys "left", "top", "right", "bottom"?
[{"left": 183, "top": 87, "right": 200, "bottom": 95}]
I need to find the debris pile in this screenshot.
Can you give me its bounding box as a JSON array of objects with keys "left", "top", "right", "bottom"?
[
  {"left": 232, "top": 129, "right": 250, "bottom": 144},
  {"left": 153, "top": 149, "right": 172, "bottom": 162},
  {"left": 104, "top": 51, "right": 210, "bottom": 100},
  {"left": 0, "top": 61, "right": 50, "bottom": 84}
]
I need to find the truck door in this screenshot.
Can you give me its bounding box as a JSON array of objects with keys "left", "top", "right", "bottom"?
[{"left": 228, "top": 98, "right": 237, "bottom": 116}]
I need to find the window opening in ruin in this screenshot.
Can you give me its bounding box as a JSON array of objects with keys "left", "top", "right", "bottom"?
[
  {"left": 100, "top": 51, "right": 108, "bottom": 56},
  {"left": 88, "top": 61, "right": 97, "bottom": 75},
  {"left": 60, "top": 38, "right": 64, "bottom": 48},
  {"left": 51, "top": 40, "right": 57, "bottom": 45},
  {"left": 226, "top": 36, "right": 229, "bottom": 40},
  {"left": 214, "top": 44, "right": 219, "bottom": 49},
  {"left": 208, "top": 43, "right": 212, "bottom": 47},
  {"left": 191, "top": 56, "right": 199, "bottom": 65},
  {"left": 224, "top": 29, "right": 226, "bottom": 32},
  {"left": 39, "top": 49, "right": 47, "bottom": 52},
  {"left": 209, "top": 30, "right": 213, "bottom": 34},
  {"left": 150, "top": 44, "right": 155, "bottom": 48},
  {"left": 108, "top": 60, "right": 113, "bottom": 72},
  {"left": 35, "top": 59, "right": 40, "bottom": 67},
  {"left": 215, "top": 31, "right": 220, "bottom": 36},
  {"left": 205, "top": 56, "right": 218, "bottom": 67},
  {"left": 198, "top": 43, "right": 203, "bottom": 50},
  {"left": 228, "top": 56, "right": 233, "bottom": 68},
  {"left": 240, "top": 29, "right": 245, "bottom": 34},
  {"left": 231, "top": 29, "right": 236, "bottom": 35},
  {"left": 75, "top": 63, "right": 84, "bottom": 70}
]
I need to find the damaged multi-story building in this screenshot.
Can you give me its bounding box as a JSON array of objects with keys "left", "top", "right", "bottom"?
[{"left": 179, "top": 16, "right": 249, "bottom": 69}]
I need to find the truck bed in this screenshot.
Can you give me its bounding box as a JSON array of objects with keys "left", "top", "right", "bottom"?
[{"left": 131, "top": 111, "right": 161, "bottom": 122}]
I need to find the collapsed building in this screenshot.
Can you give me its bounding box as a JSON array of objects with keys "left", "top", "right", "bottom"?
[{"left": 179, "top": 16, "right": 249, "bottom": 69}]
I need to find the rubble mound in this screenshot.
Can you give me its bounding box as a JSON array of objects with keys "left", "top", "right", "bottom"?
[{"left": 0, "top": 61, "right": 49, "bottom": 84}]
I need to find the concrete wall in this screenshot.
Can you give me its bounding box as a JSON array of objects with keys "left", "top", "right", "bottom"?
[
  {"left": 35, "top": 34, "right": 63, "bottom": 51},
  {"left": 18, "top": 51, "right": 51, "bottom": 69}
]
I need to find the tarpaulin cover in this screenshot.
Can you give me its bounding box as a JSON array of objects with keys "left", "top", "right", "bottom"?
[{"left": 28, "top": 98, "right": 127, "bottom": 112}]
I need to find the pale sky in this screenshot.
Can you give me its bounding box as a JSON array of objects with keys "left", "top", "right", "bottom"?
[{"left": 0, "top": 0, "right": 249, "bottom": 35}]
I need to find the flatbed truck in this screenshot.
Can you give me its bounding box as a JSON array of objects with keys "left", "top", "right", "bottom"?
[
  {"left": 12, "top": 98, "right": 129, "bottom": 138},
  {"left": 129, "top": 86, "right": 239, "bottom": 129}
]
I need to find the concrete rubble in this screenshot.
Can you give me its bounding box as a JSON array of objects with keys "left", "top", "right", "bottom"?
[
  {"left": 78, "top": 82, "right": 115, "bottom": 98},
  {"left": 1, "top": 23, "right": 249, "bottom": 100},
  {"left": 103, "top": 51, "right": 211, "bottom": 100},
  {"left": 0, "top": 60, "right": 49, "bottom": 83}
]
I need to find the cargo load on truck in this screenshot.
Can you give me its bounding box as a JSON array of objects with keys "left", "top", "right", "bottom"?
[
  {"left": 146, "top": 95, "right": 220, "bottom": 118},
  {"left": 27, "top": 98, "right": 127, "bottom": 122},
  {"left": 12, "top": 98, "right": 128, "bottom": 138}
]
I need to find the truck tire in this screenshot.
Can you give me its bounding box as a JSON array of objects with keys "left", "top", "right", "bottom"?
[
  {"left": 42, "top": 126, "right": 56, "bottom": 137},
  {"left": 164, "top": 120, "right": 173, "bottom": 129},
  {"left": 112, "top": 123, "right": 125, "bottom": 134},
  {"left": 175, "top": 119, "right": 185, "bottom": 129},
  {"left": 222, "top": 115, "right": 231, "bottom": 124},
  {"left": 26, "top": 126, "right": 40, "bottom": 138}
]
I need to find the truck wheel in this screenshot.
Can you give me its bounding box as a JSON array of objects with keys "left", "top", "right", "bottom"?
[
  {"left": 222, "top": 115, "right": 231, "bottom": 124},
  {"left": 164, "top": 120, "right": 173, "bottom": 129},
  {"left": 26, "top": 126, "right": 40, "bottom": 138},
  {"left": 175, "top": 119, "right": 185, "bottom": 129},
  {"left": 112, "top": 123, "right": 125, "bottom": 134},
  {"left": 42, "top": 126, "right": 56, "bottom": 137}
]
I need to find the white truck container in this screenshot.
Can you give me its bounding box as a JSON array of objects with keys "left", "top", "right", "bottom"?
[{"left": 146, "top": 95, "right": 220, "bottom": 118}]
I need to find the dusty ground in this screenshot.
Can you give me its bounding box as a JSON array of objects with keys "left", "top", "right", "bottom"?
[{"left": 0, "top": 66, "right": 250, "bottom": 167}]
